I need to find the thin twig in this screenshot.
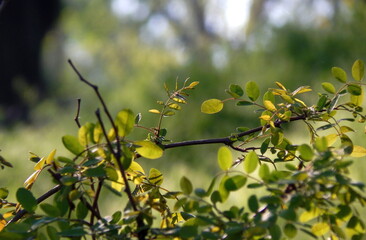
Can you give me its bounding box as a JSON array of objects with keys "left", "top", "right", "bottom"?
[
  {"left": 74, "top": 98, "right": 82, "bottom": 128},
  {"left": 8, "top": 185, "right": 62, "bottom": 224}
]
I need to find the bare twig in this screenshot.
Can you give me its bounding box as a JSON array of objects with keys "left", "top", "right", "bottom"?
[{"left": 74, "top": 98, "right": 82, "bottom": 128}]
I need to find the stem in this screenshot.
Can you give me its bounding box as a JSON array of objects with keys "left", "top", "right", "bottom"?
[{"left": 74, "top": 98, "right": 82, "bottom": 128}]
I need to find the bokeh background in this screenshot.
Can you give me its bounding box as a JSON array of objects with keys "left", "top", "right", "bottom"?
[{"left": 1, "top": 0, "right": 366, "bottom": 218}]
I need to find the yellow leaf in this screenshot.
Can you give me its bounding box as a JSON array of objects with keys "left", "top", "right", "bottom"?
[
  {"left": 135, "top": 141, "right": 163, "bottom": 159},
  {"left": 263, "top": 100, "right": 277, "bottom": 112},
  {"left": 0, "top": 219, "right": 6, "bottom": 231},
  {"left": 325, "top": 134, "right": 338, "bottom": 146},
  {"left": 149, "top": 109, "right": 161, "bottom": 114},
  {"left": 275, "top": 81, "right": 287, "bottom": 90},
  {"left": 259, "top": 115, "right": 271, "bottom": 121},
  {"left": 351, "top": 145, "right": 366, "bottom": 157},
  {"left": 186, "top": 81, "right": 199, "bottom": 89},
  {"left": 300, "top": 208, "right": 324, "bottom": 222},
  {"left": 34, "top": 157, "right": 46, "bottom": 171},
  {"left": 111, "top": 170, "right": 124, "bottom": 192},
  {"left": 46, "top": 149, "right": 57, "bottom": 165},
  {"left": 24, "top": 170, "right": 41, "bottom": 189},
  {"left": 312, "top": 222, "right": 330, "bottom": 236},
  {"left": 294, "top": 98, "right": 307, "bottom": 107}
]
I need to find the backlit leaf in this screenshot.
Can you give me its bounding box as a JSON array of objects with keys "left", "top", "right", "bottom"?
[
  {"left": 351, "top": 145, "right": 366, "bottom": 157},
  {"left": 180, "top": 176, "right": 193, "bottom": 195},
  {"left": 246, "top": 81, "right": 260, "bottom": 101},
  {"left": 300, "top": 208, "right": 324, "bottom": 222},
  {"left": 259, "top": 164, "right": 270, "bottom": 180},
  {"left": 314, "top": 137, "right": 328, "bottom": 152},
  {"left": 115, "top": 109, "right": 134, "bottom": 137},
  {"left": 34, "top": 157, "right": 46, "bottom": 171},
  {"left": 312, "top": 222, "right": 330, "bottom": 237},
  {"left": 244, "top": 151, "right": 259, "bottom": 173},
  {"left": 46, "top": 149, "right": 57, "bottom": 165},
  {"left": 201, "top": 99, "right": 224, "bottom": 114},
  {"left": 217, "top": 146, "right": 232, "bottom": 171},
  {"left": 275, "top": 81, "right": 287, "bottom": 90},
  {"left": 352, "top": 59, "right": 364, "bottom": 81},
  {"left": 332, "top": 67, "right": 347, "bottom": 83},
  {"left": 62, "top": 135, "right": 84, "bottom": 155},
  {"left": 149, "top": 168, "right": 163, "bottom": 185},
  {"left": 322, "top": 82, "right": 336, "bottom": 94},
  {"left": 224, "top": 175, "right": 247, "bottom": 191},
  {"left": 263, "top": 91, "right": 275, "bottom": 103},
  {"left": 298, "top": 144, "right": 314, "bottom": 161},
  {"left": 186, "top": 81, "right": 199, "bottom": 89},
  {"left": 16, "top": 188, "right": 37, "bottom": 212},
  {"left": 325, "top": 133, "right": 338, "bottom": 146},
  {"left": 134, "top": 141, "right": 163, "bottom": 159}
]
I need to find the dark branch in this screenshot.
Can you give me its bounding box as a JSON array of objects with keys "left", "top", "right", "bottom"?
[{"left": 74, "top": 98, "right": 82, "bottom": 128}]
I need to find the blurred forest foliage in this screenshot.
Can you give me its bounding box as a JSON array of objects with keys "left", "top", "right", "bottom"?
[{"left": 1, "top": 0, "right": 366, "bottom": 192}]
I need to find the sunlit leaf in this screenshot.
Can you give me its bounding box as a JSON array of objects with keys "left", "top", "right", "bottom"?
[
  {"left": 314, "top": 137, "right": 328, "bottom": 152},
  {"left": 340, "top": 126, "right": 354, "bottom": 133},
  {"left": 322, "top": 82, "right": 336, "bottom": 94},
  {"left": 0, "top": 188, "right": 9, "bottom": 199},
  {"left": 325, "top": 133, "right": 338, "bottom": 146},
  {"left": 263, "top": 91, "right": 275, "bottom": 103},
  {"left": 299, "top": 208, "right": 324, "bottom": 222},
  {"left": 244, "top": 151, "right": 259, "bottom": 173},
  {"left": 24, "top": 170, "right": 41, "bottom": 189},
  {"left": 163, "top": 110, "right": 175, "bottom": 116},
  {"left": 180, "top": 176, "right": 193, "bottom": 195},
  {"left": 280, "top": 94, "right": 295, "bottom": 104},
  {"left": 259, "top": 164, "right": 270, "bottom": 181},
  {"left": 16, "top": 188, "right": 37, "bottom": 212},
  {"left": 149, "top": 168, "right": 163, "bottom": 185},
  {"left": 115, "top": 109, "right": 134, "bottom": 137},
  {"left": 201, "top": 99, "right": 224, "bottom": 114},
  {"left": 34, "top": 157, "right": 46, "bottom": 171},
  {"left": 352, "top": 59, "right": 364, "bottom": 81},
  {"left": 186, "top": 81, "right": 199, "bottom": 89},
  {"left": 264, "top": 100, "right": 277, "bottom": 112},
  {"left": 62, "top": 135, "right": 84, "bottom": 155},
  {"left": 292, "top": 86, "right": 312, "bottom": 95},
  {"left": 217, "top": 146, "right": 232, "bottom": 171},
  {"left": 246, "top": 81, "right": 260, "bottom": 101},
  {"left": 347, "top": 84, "right": 362, "bottom": 96},
  {"left": 134, "top": 141, "right": 163, "bottom": 159},
  {"left": 298, "top": 144, "right": 313, "bottom": 161},
  {"left": 312, "top": 222, "right": 330, "bottom": 237},
  {"left": 351, "top": 145, "right": 366, "bottom": 157},
  {"left": 168, "top": 103, "right": 181, "bottom": 110},
  {"left": 45, "top": 149, "right": 57, "bottom": 165},
  {"left": 275, "top": 81, "right": 287, "bottom": 90},
  {"left": 149, "top": 109, "right": 160, "bottom": 114},
  {"left": 332, "top": 67, "right": 347, "bottom": 83}
]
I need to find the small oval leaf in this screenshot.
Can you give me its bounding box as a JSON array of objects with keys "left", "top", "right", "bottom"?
[
  {"left": 180, "top": 176, "right": 193, "bottom": 195},
  {"left": 352, "top": 59, "right": 364, "bottom": 81},
  {"left": 331, "top": 67, "right": 347, "bottom": 83},
  {"left": 16, "top": 188, "right": 37, "bottom": 212},
  {"left": 201, "top": 99, "right": 224, "bottom": 114},
  {"left": 224, "top": 175, "right": 247, "bottom": 191},
  {"left": 134, "top": 141, "right": 163, "bottom": 159},
  {"left": 246, "top": 81, "right": 260, "bottom": 101},
  {"left": 244, "top": 151, "right": 259, "bottom": 173},
  {"left": 321, "top": 82, "right": 336, "bottom": 94},
  {"left": 217, "top": 146, "right": 232, "bottom": 171}
]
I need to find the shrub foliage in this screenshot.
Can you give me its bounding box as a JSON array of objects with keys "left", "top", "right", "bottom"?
[{"left": 1, "top": 59, "right": 366, "bottom": 239}]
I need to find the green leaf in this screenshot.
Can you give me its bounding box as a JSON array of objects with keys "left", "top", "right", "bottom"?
[
  {"left": 228, "top": 84, "right": 244, "bottom": 98},
  {"left": 316, "top": 94, "right": 328, "bottom": 111},
  {"left": 40, "top": 203, "right": 61, "bottom": 217},
  {"left": 47, "top": 226, "right": 60, "bottom": 240},
  {"left": 314, "top": 137, "right": 328, "bottom": 152},
  {"left": 84, "top": 165, "right": 106, "bottom": 177},
  {"left": 76, "top": 201, "right": 88, "bottom": 220},
  {"left": 280, "top": 208, "right": 297, "bottom": 221},
  {"left": 260, "top": 138, "right": 270, "bottom": 154},
  {"left": 321, "top": 82, "right": 336, "bottom": 94},
  {"left": 115, "top": 109, "right": 134, "bottom": 137},
  {"left": 263, "top": 91, "right": 275, "bottom": 104},
  {"left": 78, "top": 123, "right": 94, "bottom": 146},
  {"left": 58, "top": 227, "right": 87, "bottom": 237},
  {"left": 332, "top": 67, "right": 347, "bottom": 83},
  {"left": 248, "top": 195, "right": 259, "bottom": 213},
  {"left": 62, "top": 135, "right": 84, "bottom": 155},
  {"left": 347, "top": 84, "right": 362, "bottom": 96},
  {"left": 16, "top": 188, "right": 37, "bottom": 212},
  {"left": 149, "top": 168, "right": 163, "bottom": 186},
  {"left": 134, "top": 141, "right": 163, "bottom": 159},
  {"left": 134, "top": 113, "right": 142, "bottom": 124},
  {"left": 352, "top": 59, "right": 364, "bottom": 81},
  {"left": 236, "top": 100, "right": 254, "bottom": 106},
  {"left": 246, "top": 81, "right": 260, "bottom": 101},
  {"left": 284, "top": 223, "right": 297, "bottom": 238},
  {"left": 180, "top": 176, "right": 193, "bottom": 195},
  {"left": 327, "top": 95, "right": 339, "bottom": 113},
  {"left": 0, "top": 188, "right": 9, "bottom": 199},
  {"left": 217, "top": 146, "right": 232, "bottom": 171},
  {"left": 224, "top": 175, "right": 247, "bottom": 191},
  {"left": 298, "top": 144, "right": 314, "bottom": 161},
  {"left": 244, "top": 151, "right": 259, "bottom": 173},
  {"left": 201, "top": 99, "right": 224, "bottom": 114},
  {"left": 259, "top": 164, "right": 270, "bottom": 181}
]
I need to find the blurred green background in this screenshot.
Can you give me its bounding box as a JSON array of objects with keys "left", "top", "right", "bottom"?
[{"left": 1, "top": 0, "right": 366, "bottom": 213}]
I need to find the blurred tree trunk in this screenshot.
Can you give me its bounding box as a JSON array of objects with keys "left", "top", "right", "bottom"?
[{"left": 0, "top": 0, "right": 61, "bottom": 123}]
